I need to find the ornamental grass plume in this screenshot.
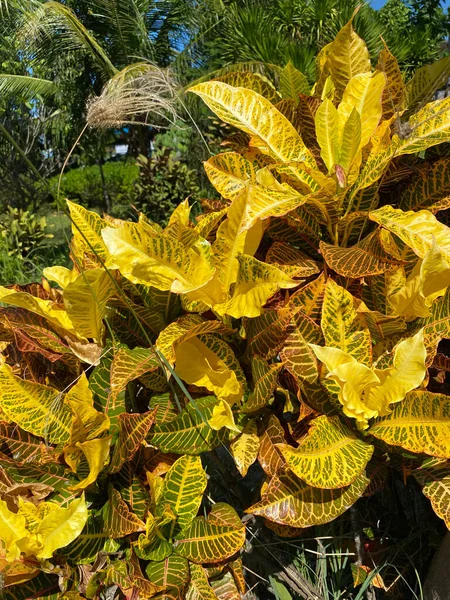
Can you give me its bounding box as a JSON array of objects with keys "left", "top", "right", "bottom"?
[{"left": 87, "top": 62, "right": 180, "bottom": 129}]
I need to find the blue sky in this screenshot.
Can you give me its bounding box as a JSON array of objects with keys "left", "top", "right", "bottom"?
[{"left": 370, "top": 0, "right": 450, "bottom": 8}]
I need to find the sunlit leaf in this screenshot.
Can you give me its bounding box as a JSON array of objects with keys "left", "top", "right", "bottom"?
[
  {"left": 369, "top": 390, "right": 450, "bottom": 458},
  {"left": 246, "top": 469, "right": 369, "bottom": 527},
  {"left": 230, "top": 420, "right": 260, "bottom": 476},
  {"left": 277, "top": 415, "right": 373, "bottom": 489},
  {"left": 188, "top": 81, "right": 317, "bottom": 168}
]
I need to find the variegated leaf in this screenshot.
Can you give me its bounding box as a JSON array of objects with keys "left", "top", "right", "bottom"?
[
  {"left": 246, "top": 469, "right": 369, "bottom": 527},
  {"left": 230, "top": 420, "right": 260, "bottom": 476},
  {"left": 147, "top": 397, "right": 228, "bottom": 455},
  {"left": 277, "top": 415, "right": 374, "bottom": 489},
  {"left": 369, "top": 390, "right": 450, "bottom": 458},
  {"left": 320, "top": 230, "right": 403, "bottom": 278},
  {"left": 321, "top": 279, "right": 372, "bottom": 366},
  {"left": 243, "top": 356, "right": 282, "bottom": 412},
  {"left": 188, "top": 81, "right": 317, "bottom": 168},
  {"left": 108, "top": 410, "right": 157, "bottom": 474}
]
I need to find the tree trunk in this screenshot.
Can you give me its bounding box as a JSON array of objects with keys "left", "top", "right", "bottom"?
[{"left": 98, "top": 158, "right": 111, "bottom": 213}]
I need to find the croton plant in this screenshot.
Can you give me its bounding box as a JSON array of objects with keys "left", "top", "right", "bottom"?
[{"left": 2, "top": 13, "right": 450, "bottom": 599}]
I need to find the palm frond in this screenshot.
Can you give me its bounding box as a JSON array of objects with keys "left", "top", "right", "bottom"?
[
  {"left": 20, "top": 1, "right": 117, "bottom": 80},
  {"left": 0, "top": 74, "right": 57, "bottom": 99}
]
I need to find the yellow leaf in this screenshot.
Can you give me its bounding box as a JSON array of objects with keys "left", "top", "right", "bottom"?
[
  {"left": 34, "top": 495, "right": 88, "bottom": 559},
  {"left": 277, "top": 415, "right": 374, "bottom": 488},
  {"left": 188, "top": 81, "right": 317, "bottom": 168},
  {"left": 315, "top": 98, "right": 339, "bottom": 171},
  {"left": 204, "top": 152, "right": 256, "bottom": 200},
  {"left": 338, "top": 72, "right": 386, "bottom": 150},
  {"left": 213, "top": 188, "right": 264, "bottom": 293},
  {"left": 175, "top": 337, "right": 242, "bottom": 404},
  {"left": 0, "top": 499, "right": 28, "bottom": 561},
  {"left": 102, "top": 222, "right": 215, "bottom": 294},
  {"left": 65, "top": 437, "right": 112, "bottom": 491},
  {"left": 216, "top": 254, "right": 297, "bottom": 319},
  {"left": 366, "top": 329, "right": 427, "bottom": 416},
  {"left": 321, "top": 279, "right": 372, "bottom": 366},
  {"left": 168, "top": 199, "right": 191, "bottom": 227},
  {"left": 208, "top": 400, "right": 241, "bottom": 433},
  {"left": 310, "top": 345, "right": 380, "bottom": 427},
  {"left": 317, "top": 14, "right": 371, "bottom": 102},
  {"left": 389, "top": 240, "right": 450, "bottom": 319},
  {"left": 43, "top": 266, "right": 78, "bottom": 289},
  {"left": 65, "top": 373, "right": 110, "bottom": 442},
  {"left": 63, "top": 268, "right": 116, "bottom": 341},
  {"left": 338, "top": 108, "right": 361, "bottom": 178},
  {"left": 0, "top": 286, "right": 75, "bottom": 334},
  {"left": 67, "top": 200, "right": 110, "bottom": 263},
  {"left": 370, "top": 206, "right": 450, "bottom": 262},
  {"left": 0, "top": 364, "right": 72, "bottom": 444},
  {"left": 230, "top": 420, "right": 260, "bottom": 476}
]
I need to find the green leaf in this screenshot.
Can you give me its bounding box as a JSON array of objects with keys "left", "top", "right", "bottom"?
[
  {"left": 242, "top": 356, "right": 282, "bottom": 412},
  {"left": 398, "top": 158, "right": 450, "bottom": 214},
  {"left": 147, "top": 397, "right": 228, "bottom": 455},
  {"left": 174, "top": 512, "right": 245, "bottom": 564},
  {"left": 146, "top": 555, "right": 190, "bottom": 599},
  {"left": 110, "top": 346, "right": 160, "bottom": 402},
  {"left": 280, "top": 62, "right": 310, "bottom": 101},
  {"left": 186, "top": 563, "right": 220, "bottom": 600},
  {"left": 414, "top": 459, "right": 450, "bottom": 527},
  {"left": 158, "top": 455, "right": 207, "bottom": 534}
]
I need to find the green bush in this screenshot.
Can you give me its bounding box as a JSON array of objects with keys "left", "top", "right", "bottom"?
[
  {"left": 0, "top": 206, "right": 53, "bottom": 258},
  {"left": 49, "top": 161, "right": 140, "bottom": 209}
]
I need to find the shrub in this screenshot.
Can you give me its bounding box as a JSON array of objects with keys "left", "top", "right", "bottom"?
[
  {"left": 49, "top": 161, "right": 140, "bottom": 209},
  {"left": 133, "top": 147, "right": 203, "bottom": 226},
  {"left": 0, "top": 206, "right": 53, "bottom": 258},
  {"left": 2, "top": 15, "right": 450, "bottom": 598}
]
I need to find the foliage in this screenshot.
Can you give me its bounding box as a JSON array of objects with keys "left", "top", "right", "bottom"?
[
  {"left": 50, "top": 161, "right": 140, "bottom": 210},
  {"left": 0, "top": 206, "right": 53, "bottom": 258},
  {"left": 4, "top": 17, "right": 450, "bottom": 599}
]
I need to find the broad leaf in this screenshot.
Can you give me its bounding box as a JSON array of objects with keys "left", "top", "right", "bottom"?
[
  {"left": 258, "top": 414, "right": 286, "bottom": 476},
  {"left": 369, "top": 390, "right": 450, "bottom": 458},
  {"left": 321, "top": 279, "right": 372, "bottom": 365},
  {"left": 0, "top": 364, "right": 72, "bottom": 445},
  {"left": 158, "top": 455, "right": 207, "bottom": 534},
  {"left": 204, "top": 153, "right": 255, "bottom": 200},
  {"left": 103, "top": 487, "right": 146, "bottom": 537},
  {"left": 280, "top": 62, "right": 310, "bottom": 101},
  {"left": 320, "top": 230, "right": 403, "bottom": 278},
  {"left": 370, "top": 205, "right": 450, "bottom": 262},
  {"left": 230, "top": 420, "right": 260, "bottom": 477},
  {"left": 399, "top": 158, "right": 450, "bottom": 213},
  {"left": 147, "top": 397, "right": 228, "bottom": 455},
  {"left": 246, "top": 470, "right": 369, "bottom": 527},
  {"left": 110, "top": 346, "right": 160, "bottom": 402},
  {"left": 414, "top": 459, "right": 450, "bottom": 527},
  {"left": 102, "top": 222, "right": 215, "bottom": 294},
  {"left": 277, "top": 415, "right": 373, "bottom": 489},
  {"left": 108, "top": 410, "right": 157, "bottom": 474},
  {"left": 243, "top": 356, "right": 282, "bottom": 412},
  {"left": 188, "top": 81, "right": 317, "bottom": 168},
  {"left": 174, "top": 512, "right": 245, "bottom": 564},
  {"left": 186, "top": 563, "right": 219, "bottom": 600},
  {"left": 63, "top": 268, "right": 116, "bottom": 341}
]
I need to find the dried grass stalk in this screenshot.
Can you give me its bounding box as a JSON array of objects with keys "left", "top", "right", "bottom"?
[{"left": 87, "top": 63, "right": 180, "bottom": 129}]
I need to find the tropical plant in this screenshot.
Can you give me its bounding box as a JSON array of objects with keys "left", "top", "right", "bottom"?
[
  {"left": 4, "top": 15, "right": 450, "bottom": 598},
  {"left": 0, "top": 206, "right": 53, "bottom": 258}
]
